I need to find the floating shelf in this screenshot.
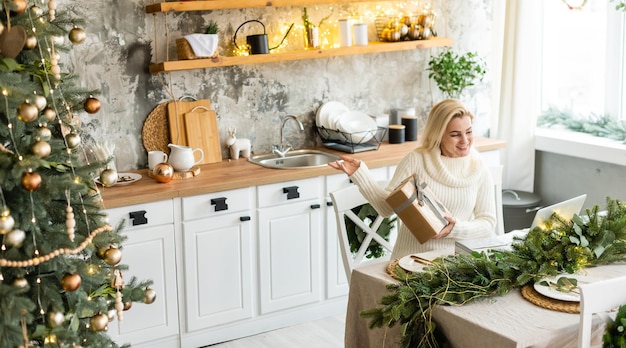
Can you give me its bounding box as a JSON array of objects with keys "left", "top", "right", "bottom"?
[
  {"left": 149, "top": 37, "right": 452, "bottom": 73},
  {"left": 146, "top": 0, "right": 389, "bottom": 12}
]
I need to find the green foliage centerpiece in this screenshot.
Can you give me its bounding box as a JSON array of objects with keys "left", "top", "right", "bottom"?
[{"left": 362, "top": 198, "right": 626, "bottom": 348}]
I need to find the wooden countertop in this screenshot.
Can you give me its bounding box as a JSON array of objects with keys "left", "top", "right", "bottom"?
[{"left": 101, "top": 137, "right": 505, "bottom": 208}]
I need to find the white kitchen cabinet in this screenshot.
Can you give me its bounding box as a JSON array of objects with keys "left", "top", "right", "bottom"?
[
  {"left": 179, "top": 188, "right": 254, "bottom": 336},
  {"left": 257, "top": 177, "right": 323, "bottom": 314},
  {"left": 105, "top": 200, "right": 180, "bottom": 348}
]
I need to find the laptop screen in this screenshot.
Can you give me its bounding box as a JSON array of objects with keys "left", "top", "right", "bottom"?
[{"left": 529, "top": 194, "right": 587, "bottom": 230}]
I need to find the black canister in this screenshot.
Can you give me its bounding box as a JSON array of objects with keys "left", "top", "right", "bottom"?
[
  {"left": 388, "top": 124, "right": 405, "bottom": 144},
  {"left": 401, "top": 116, "right": 418, "bottom": 141}
]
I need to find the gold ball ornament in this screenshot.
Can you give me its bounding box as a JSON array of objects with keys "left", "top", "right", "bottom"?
[
  {"left": 13, "top": 277, "right": 29, "bottom": 288},
  {"left": 89, "top": 313, "right": 108, "bottom": 332},
  {"left": 144, "top": 288, "right": 157, "bottom": 304},
  {"left": 0, "top": 214, "right": 15, "bottom": 234},
  {"left": 43, "top": 107, "right": 56, "bottom": 122},
  {"left": 152, "top": 162, "right": 174, "bottom": 183},
  {"left": 123, "top": 301, "right": 132, "bottom": 311},
  {"left": 24, "top": 35, "right": 37, "bottom": 50},
  {"left": 99, "top": 168, "right": 118, "bottom": 187},
  {"left": 61, "top": 273, "right": 82, "bottom": 291},
  {"left": 65, "top": 132, "right": 81, "bottom": 149},
  {"left": 33, "top": 94, "right": 47, "bottom": 111},
  {"left": 30, "top": 5, "right": 44, "bottom": 16},
  {"left": 48, "top": 311, "right": 65, "bottom": 328},
  {"left": 21, "top": 172, "right": 42, "bottom": 192},
  {"left": 8, "top": 0, "right": 27, "bottom": 14},
  {"left": 84, "top": 96, "right": 101, "bottom": 114},
  {"left": 32, "top": 140, "right": 51, "bottom": 158},
  {"left": 5, "top": 229, "right": 25, "bottom": 247},
  {"left": 35, "top": 126, "right": 52, "bottom": 141},
  {"left": 69, "top": 27, "right": 86, "bottom": 45},
  {"left": 103, "top": 246, "right": 122, "bottom": 266},
  {"left": 17, "top": 102, "right": 39, "bottom": 122}
]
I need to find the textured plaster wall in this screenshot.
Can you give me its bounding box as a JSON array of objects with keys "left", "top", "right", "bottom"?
[{"left": 61, "top": 0, "right": 493, "bottom": 171}]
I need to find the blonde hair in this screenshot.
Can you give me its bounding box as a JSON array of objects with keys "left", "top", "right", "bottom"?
[{"left": 416, "top": 99, "right": 474, "bottom": 151}]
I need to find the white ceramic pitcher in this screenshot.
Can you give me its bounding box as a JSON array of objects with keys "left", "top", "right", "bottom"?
[{"left": 168, "top": 144, "right": 204, "bottom": 172}]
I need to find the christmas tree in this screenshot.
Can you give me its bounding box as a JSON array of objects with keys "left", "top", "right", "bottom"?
[{"left": 0, "top": 1, "right": 153, "bottom": 347}]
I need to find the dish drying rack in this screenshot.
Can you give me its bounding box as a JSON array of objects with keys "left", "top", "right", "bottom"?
[{"left": 316, "top": 126, "right": 387, "bottom": 153}]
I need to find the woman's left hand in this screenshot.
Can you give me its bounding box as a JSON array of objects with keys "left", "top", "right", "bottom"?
[{"left": 432, "top": 216, "right": 456, "bottom": 239}]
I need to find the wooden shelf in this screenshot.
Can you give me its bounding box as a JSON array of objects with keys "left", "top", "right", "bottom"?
[
  {"left": 149, "top": 37, "right": 452, "bottom": 73},
  {"left": 146, "top": 0, "right": 386, "bottom": 13}
]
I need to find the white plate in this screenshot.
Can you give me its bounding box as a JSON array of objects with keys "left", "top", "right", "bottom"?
[
  {"left": 398, "top": 249, "right": 452, "bottom": 272},
  {"left": 96, "top": 172, "right": 142, "bottom": 186},
  {"left": 533, "top": 274, "right": 596, "bottom": 302},
  {"left": 336, "top": 110, "right": 378, "bottom": 143},
  {"left": 316, "top": 101, "right": 349, "bottom": 130}
]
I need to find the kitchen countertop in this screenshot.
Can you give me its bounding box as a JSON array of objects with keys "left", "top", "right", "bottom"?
[{"left": 101, "top": 137, "right": 505, "bottom": 209}]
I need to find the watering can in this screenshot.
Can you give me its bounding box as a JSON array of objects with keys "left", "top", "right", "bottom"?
[{"left": 233, "top": 19, "right": 294, "bottom": 55}]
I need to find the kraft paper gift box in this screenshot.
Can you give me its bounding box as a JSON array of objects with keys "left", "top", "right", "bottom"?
[{"left": 386, "top": 174, "right": 450, "bottom": 243}]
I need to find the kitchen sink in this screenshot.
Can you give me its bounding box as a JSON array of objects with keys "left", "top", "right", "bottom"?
[{"left": 248, "top": 149, "right": 342, "bottom": 169}]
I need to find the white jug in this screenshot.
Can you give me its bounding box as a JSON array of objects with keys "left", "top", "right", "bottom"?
[{"left": 168, "top": 144, "right": 204, "bottom": 172}]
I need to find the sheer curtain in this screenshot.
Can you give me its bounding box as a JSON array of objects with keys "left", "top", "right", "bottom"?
[{"left": 491, "top": 1, "right": 542, "bottom": 192}]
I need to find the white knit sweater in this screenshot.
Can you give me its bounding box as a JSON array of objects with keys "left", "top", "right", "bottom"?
[{"left": 350, "top": 147, "right": 496, "bottom": 259}]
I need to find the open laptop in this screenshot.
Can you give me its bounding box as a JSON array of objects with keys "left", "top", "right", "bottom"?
[{"left": 529, "top": 194, "right": 587, "bottom": 230}]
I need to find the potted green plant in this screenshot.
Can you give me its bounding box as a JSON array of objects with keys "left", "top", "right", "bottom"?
[{"left": 427, "top": 49, "right": 486, "bottom": 99}]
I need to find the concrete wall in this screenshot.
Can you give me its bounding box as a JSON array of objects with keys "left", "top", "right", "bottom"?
[{"left": 62, "top": 0, "right": 494, "bottom": 171}]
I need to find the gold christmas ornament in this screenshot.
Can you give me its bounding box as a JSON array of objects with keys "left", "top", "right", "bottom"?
[
  {"left": 99, "top": 168, "right": 118, "bottom": 187},
  {"left": 13, "top": 277, "right": 29, "bottom": 288},
  {"left": 144, "top": 288, "right": 157, "bottom": 304},
  {"left": 84, "top": 96, "right": 101, "bottom": 114},
  {"left": 5, "top": 229, "right": 26, "bottom": 247},
  {"left": 65, "top": 132, "right": 81, "bottom": 149},
  {"left": 89, "top": 313, "right": 108, "bottom": 332},
  {"left": 103, "top": 246, "right": 122, "bottom": 266},
  {"left": 61, "top": 273, "right": 82, "bottom": 291},
  {"left": 31, "top": 5, "right": 44, "bottom": 16},
  {"left": 68, "top": 27, "right": 86, "bottom": 45},
  {"left": 152, "top": 162, "right": 174, "bottom": 183},
  {"left": 0, "top": 214, "right": 15, "bottom": 234},
  {"left": 32, "top": 140, "right": 51, "bottom": 158},
  {"left": 9, "top": 0, "right": 27, "bottom": 14},
  {"left": 47, "top": 311, "right": 65, "bottom": 328},
  {"left": 21, "top": 172, "right": 42, "bottom": 192},
  {"left": 123, "top": 301, "right": 132, "bottom": 311},
  {"left": 24, "top": 35, "right": 37, "bottom": 50},
  {"left": 107, "top": 309, "right": 116, "bottom": 321},
  {"left": 17, "top": 102, "right": 39, "bottom": 122},
  {"left": 35, "top": 126, "right": 52, "bottom": 141},
  {"left": 43, "top": 107, "right": 56, "bottom": 122},
  {"left": 33, "top": 94, "right": 47, "bottom": 111}
]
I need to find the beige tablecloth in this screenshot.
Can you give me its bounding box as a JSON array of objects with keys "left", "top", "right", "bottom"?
[{"left": 345, "top": 261, "right": 626, "bottom": 348}]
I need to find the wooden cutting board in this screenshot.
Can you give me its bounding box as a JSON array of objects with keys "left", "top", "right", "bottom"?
[
  {"left": 184, "top": 107, "right": 222, "bottom": 164},
  {"left": 167, "top": 99, "right": 211, "bottom": 145}
]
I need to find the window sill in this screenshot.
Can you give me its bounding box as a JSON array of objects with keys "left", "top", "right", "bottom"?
[{"left": 534, "top": 128, "right": 626, "bottom": 167}]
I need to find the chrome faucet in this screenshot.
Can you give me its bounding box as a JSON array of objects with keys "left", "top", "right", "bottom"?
[{"left": 272, "top": 115, "right": 304, "bottom": 157}]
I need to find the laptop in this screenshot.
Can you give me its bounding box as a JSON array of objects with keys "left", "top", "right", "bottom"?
[{"left": 529, "top": 194, "right": 587, "bottom": 230}]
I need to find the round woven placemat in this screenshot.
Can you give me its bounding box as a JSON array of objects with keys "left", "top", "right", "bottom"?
[
  {"left": 521, "top": 284, "right": 580, "bottom": 313},
  {"left": 142, "top": 102, "right": 170, "bottom": 154}
]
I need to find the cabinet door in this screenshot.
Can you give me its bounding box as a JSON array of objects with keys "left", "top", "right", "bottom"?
[
  {"left": 106, "top": 220, "right": 179, "bottom": 347},
  {"left": 258, "top": 199, "right": 322, "bottom": 314},
  {"left": 182, "top": 212, "right": 253, "bottom": 332}
]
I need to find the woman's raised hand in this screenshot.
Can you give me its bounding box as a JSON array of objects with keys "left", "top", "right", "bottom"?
[{"left": 328, "top": 156, "right": 361, "bottom": 176}]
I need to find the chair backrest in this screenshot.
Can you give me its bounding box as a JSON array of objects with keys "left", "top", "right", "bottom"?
[
  {"left": 329, "top": 184, "right": 393, "bottom": 283},
  {"left": 488, "top": 165, "right": 505, "bottom": 235},
  {"left": 578, "top": 275, "right": 626, "bottom": 348}
]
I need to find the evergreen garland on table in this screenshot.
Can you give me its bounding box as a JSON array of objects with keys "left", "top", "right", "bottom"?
[
  {"left": 537, "top": 106, "right": 626, "bottom": 143},
  {"left": 362, "top": 198, "right": 626, "bottom": 348}
]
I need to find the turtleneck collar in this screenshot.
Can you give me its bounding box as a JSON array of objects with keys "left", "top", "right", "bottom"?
[{"left": 422, "top": 147, "right": 484, "bottom": 187}]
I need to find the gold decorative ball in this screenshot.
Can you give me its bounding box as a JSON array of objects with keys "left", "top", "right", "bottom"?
[
  {"left": 123, "top": 301, "right": 132, "bottom": 311},
  {"left": 61, "top": 273, "right": 82, "bottom": 292},
  {"left": 69, "top": 27, "right": 86, "bottom": 45},
  {"left": 33, "top": 94, "right": 47, "bottom": 111},
  {"left": 35, "top": 126, "right": 52, "bottom": 141},
  {"left": 103, "top": 246, "right": 122, "bottom": 266},
  {"left": 0, "top": 214, "right": 15, "bottom": 234},
  {"left": 13, "top": 277, "right": 29, "bottom": 288},
  {"left": 43, "top": 107, "right": 56, "bottom": 122},
  {"left": 30, "top": 5, "right": 43, "bottom": 16},
  {"left": 5, "top": 229, "right": 25, "bottom": 247},
  {"left": 24, "top": 35, "right": 37, "bottom": 50},
  {"left": 32, "top": 140, "right": 51, "bottom": 158},
  {"left": 152, "top": 162, "right": 174, "bottom": 183},
  {"left": 9, "top": 0, "right": 27, "bottom": 14},
  {"left": 84, "top": 96, "right": 101, "bottom": 114},
  {"left": 99, "top": 168, "right": 118, "bottom": 187},
  {"left": 48, "top": 311, "right": 65, "bottom": 328},
  {"left": 17, "top": 102, "right": 39, "bottom": 122},
  {"left": 21, "top": 172, "right": 42, "bottom": 192},
  {"left": 89, "top": 313, "right": 109, "bottom": 332},
  {"left": 144, "top": 288, "right": 157, "bottom": 304},
  {"left": 65, "top": 132, "right": 81, "bottom": 149}
]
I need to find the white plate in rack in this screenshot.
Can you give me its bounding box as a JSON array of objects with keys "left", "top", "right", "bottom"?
[
  {"left": 336, "top": 110, "right": 378, "bottom": 143},
  {"left": 316, "top": 101, "right": 349, "bottom": 130}
]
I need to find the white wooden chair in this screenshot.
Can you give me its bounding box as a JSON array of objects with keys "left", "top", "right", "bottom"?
[
  {"left": 329, "top": 183, "right": 393, "bottom": 283},
  {"left": 489, "top": 165, "right": 505, "bottom": 235},
  {"left": 578, "top": 275, "right": 626, "bottom": 348}
]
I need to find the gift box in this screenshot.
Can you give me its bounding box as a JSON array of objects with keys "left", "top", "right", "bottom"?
[{"left": 386, "top": 174, "right": 450, "bottom": 243}]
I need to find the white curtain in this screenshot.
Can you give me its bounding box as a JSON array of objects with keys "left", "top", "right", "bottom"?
[{"left": 491, "top": 0, "right": 542, "bottom": 192}]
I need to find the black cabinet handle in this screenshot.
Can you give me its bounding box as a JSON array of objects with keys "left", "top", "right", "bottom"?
[
  {"left": 129, "top": 210, "right": 147, "bottom": 226},
  {"left": 211, "top": 197, "right": 228, "bottom": 212},
  {"left": 282, "top": 186, "right": 300, "bottom": 200},
  {"left": 240, "top": 216, "right": 251, "bottom": 222},
  {"left": 310, "top": 204, "right": 321, "bottom": 209},
  {"left": 326, "top": 201, "right": 333, "bottom": 206}
]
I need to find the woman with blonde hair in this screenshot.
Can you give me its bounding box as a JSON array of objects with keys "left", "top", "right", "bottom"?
[{"left": 329, "top": 99, "right": 496, "bottom": 259}]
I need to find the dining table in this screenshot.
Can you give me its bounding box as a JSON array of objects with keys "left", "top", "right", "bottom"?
[{"left": 345, "top": 247, "right": 626, "bottom": 348}]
